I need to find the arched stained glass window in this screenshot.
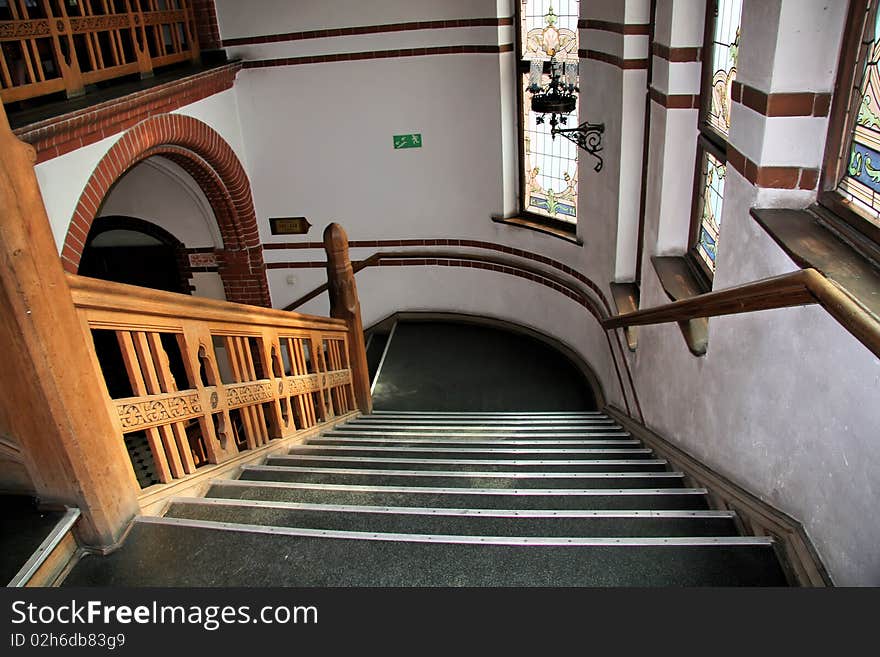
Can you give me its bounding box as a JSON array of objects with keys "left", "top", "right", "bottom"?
[{"left": 518, "top": 1, "right": 580, "bottom": 226}]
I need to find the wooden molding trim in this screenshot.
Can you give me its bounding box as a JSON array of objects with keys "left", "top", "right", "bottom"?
[
  {"left": 13, "top": 63, "right": 240, "bottom": 164},
  {"left": 731, "top": 81, "right": 832, "bottom": 118},
  {"left": 727, "top": 146, "right": 820, "bottom": 191},
  {"left": 649, "top": 87, "right": 700, "bottom": 109},
  {"left": 243, "top": 44, "right": 514, "bottom": 69},
  {"left": 604, "top": 406, "right": 832, "bottom": 587},
  {"left": 223, "top": 17, "right": 514, "bottom": 47},
  {"left": 579, "top": 19, "right": 650, "bottom": 35}
]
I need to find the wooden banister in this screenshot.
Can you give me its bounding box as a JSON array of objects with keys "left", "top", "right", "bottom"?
[
  {"left": 602, "top": 268, "right": 880, "bottom": 359},
  {"left": 324, "top": 223, "right": 372, "bottom": 414},
  {"left": 0, "top": 101, "right": 139, "bottom": 548},
  {"left": 69, "top": 274, "right": 360, "bottom": 492}
]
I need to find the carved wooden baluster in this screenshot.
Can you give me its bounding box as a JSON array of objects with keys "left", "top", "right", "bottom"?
[
  {"left": 176, "top": 325, "right": 237, "bottom": 463},
  {"left": 341, "top": 334, "right": 356, "bottom": 411},
  {"left": 240, "top": 336, "right": 270, "bottom": 444},
  {"left": 115, "top": 331, "right": 174, "bottom": 482},
  {"left": 223, "top": 336, "right": 259, "bottom": 449},
  {"left": 146, "top": 332, "right": 197, "bottom": 473},
  {"left": 131, "top": 331, "right": 187, "bottom": 478},
  {"left": 290, "top": 337, "right": 316, "bottom": 428},
  {"left": 324, "top": 223, "right": 372, "bottom": 413},
  {"left": 257, "top": 329, "right": 286, "bottom": 438},
  {"left": 41, "top": 0, "right": 84, "bottom": 99}
]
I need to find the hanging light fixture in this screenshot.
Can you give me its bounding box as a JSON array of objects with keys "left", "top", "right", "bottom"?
[{"left": 526, "top": 5, "right": 605, "bottom": 172}]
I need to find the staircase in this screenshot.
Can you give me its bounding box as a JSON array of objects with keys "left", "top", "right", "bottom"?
[{"left": 64, "top": 410, "right": 788, "bottom": 586}]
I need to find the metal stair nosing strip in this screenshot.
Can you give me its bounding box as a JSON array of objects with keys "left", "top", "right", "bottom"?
[
  {"left": 136, "top": 515, "right": 774, "bottom": 547},
  {"left": 270, "top": 454, "right": 670, "bottom": 467},
  {"left": 290, "top": 445, "right": 654, "bottom": 454},
  {"left": 313, "top": 437, "right": 638, "bottom": 446},
  {"left": 167, "top": 496, "right": 736, "bottom": 519},
  {"left": 211, "top": 478, "right": 708, "bottom": 496},
  {"left": 241, "top": 464, "right": 687, "bottom": 480}
]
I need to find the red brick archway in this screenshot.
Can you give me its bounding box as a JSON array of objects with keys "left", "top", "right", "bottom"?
[{"left": 63, "top": 113, "right": 271, "bottom": 307}]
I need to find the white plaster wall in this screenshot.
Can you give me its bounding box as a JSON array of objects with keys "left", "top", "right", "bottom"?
[
  {"left": 297, "top": 266, "right": 627, "bottom": 409},
  {"left": 97, "top": 158, "right": 221, "bottom": 247},
  {"left": 34, "top": 88, "right": 248, "bottom": 254},
  {"left": 174, "top": 87, "right": 251, "bottom": 176},
  {"left": 632, "top": 0, "right": 880, "bottom": 584},
  {"left": 34, "top": 134, "right": 122, "bottom": 250},
  {"left": 214, "top": 0, "right": 502, "bottom": 40}
]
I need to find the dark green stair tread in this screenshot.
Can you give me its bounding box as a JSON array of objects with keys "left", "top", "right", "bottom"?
[
  {"left": 237, "top": 467, "right": 687, "bottom": 490},
  {"left": 62, "top": 521, "right": 787, "bottom": 586},
  {"left": 289, "top": 446, "right": 656, "bottom": 460},
  {"left": 266, "top": 456, "right": 670, "bottom": 473},
  {"left": 207, "top": 482, "right": 710, "bottom": 510},
  {"left": 165, "top": 501, "right": 739, "bottom": 537},
  {"left": 306, "top": 435, "right": 643, "bottom": 449}
]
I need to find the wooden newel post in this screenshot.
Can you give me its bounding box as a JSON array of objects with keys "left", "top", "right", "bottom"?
[
  {"left": 324, "top": 223, "right": 373, "bottom": 414},
  {"left": 0, "top": 105, "right": 140, "bottom": 548}
]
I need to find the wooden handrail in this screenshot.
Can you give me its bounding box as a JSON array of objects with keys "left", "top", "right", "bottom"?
[
  {"left": 602, "top": 268, "right": 880, "bottom": 359},
  {"left": 70, "top": 274, "right": 359, "bottom": 489},
  {"left": 285, "top": 249, "right": 611, "bottom": 319},
  {"left": 0, "top": 0, "right": 200, "bottom": 105}
]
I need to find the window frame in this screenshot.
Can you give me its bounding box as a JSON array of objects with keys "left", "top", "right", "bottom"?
[
  {"left": 819, "top": 0, "right": 880, "bottom": 252},
  {"left": 514, "top": 0, "right": 580, "bottom": 236},
  {"left": 685, "top": 0, "right": 738, "bottom": 290}
]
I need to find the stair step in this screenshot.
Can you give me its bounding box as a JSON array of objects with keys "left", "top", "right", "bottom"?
[
  {"left": 166, "top": 498, "right": 738, "bottom": 537},
  {"left": 312, "top": 437, "right": 638, "bottom": 447},
  {"left": 323, "top": 431, "right": 631, "bottom": 440},
  {"left": 267, "top": 455, "right": 671, "bottom": 473},
  {"left": 239, "top": 465, "right": 687, "bottom": 490},
  {"left": 348, "top": 421, "right": 620, "bottom": 429},
  {"left": 371, "top": 411, "right": 607, "bottom": 417},
  {"left": 330, "top": 426, "right": 624, "bottom": 435},
  {"left": 61, "top": 519, "right": 787, "bottom": 586},
  {"left": 289, "top": 445, "right": 656, "bottom": 459},
  {"left": 208, "top": 480, "right": 711, "bottom": 510}
]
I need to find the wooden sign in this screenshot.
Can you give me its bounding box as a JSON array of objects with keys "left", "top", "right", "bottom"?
[{"left": 269, "top": 217, "right": 312, "bottom": 235}]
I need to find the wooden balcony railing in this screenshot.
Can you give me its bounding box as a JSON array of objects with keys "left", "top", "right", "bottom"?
[
  {"left": 69, "top": 274, "right": 358, "bottom": 489},
  {"left": 0, "top": 0, "right": 199, "bottom": 105}
]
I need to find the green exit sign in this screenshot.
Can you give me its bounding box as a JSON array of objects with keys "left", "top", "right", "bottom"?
[{"left": 393, "top": 133, "right": 422, "bottom": 149}]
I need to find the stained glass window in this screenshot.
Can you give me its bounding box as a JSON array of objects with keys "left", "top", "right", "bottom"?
[
  {"left": 696, "top": 151, "right": 726, "bottom": 271},
  {"left": 692, "top": 0, "right": 741, "bottom": 276},
  {"left": 520, "top": 1, "right": 580, "bottom": 224},
  {"left": 705, "top": 0, "right": 741, "bottom": 137},
  {"left": 838, "top": 3, "right": 880, "bottom": 227}
]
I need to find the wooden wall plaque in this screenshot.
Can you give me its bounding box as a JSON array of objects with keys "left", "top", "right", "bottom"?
[{"left": 269, "top": 217, "right": 312, "bottom": 235}]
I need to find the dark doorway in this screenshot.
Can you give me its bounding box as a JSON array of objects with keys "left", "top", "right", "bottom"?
[{"left": 78, "top": 216, "right": 189, "bottom": 294}]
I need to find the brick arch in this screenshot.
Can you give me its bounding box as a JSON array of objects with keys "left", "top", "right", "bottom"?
[{"left": 63, "top": 113, "right": 270, "bottom": 307}]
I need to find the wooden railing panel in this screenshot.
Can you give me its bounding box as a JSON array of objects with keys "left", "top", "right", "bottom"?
[
  {"left": 1, "top": 0, "right": 198, "bottom": 104},
  {"left": 69, "top": 274, "right": 359, "bottom": 491}
]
